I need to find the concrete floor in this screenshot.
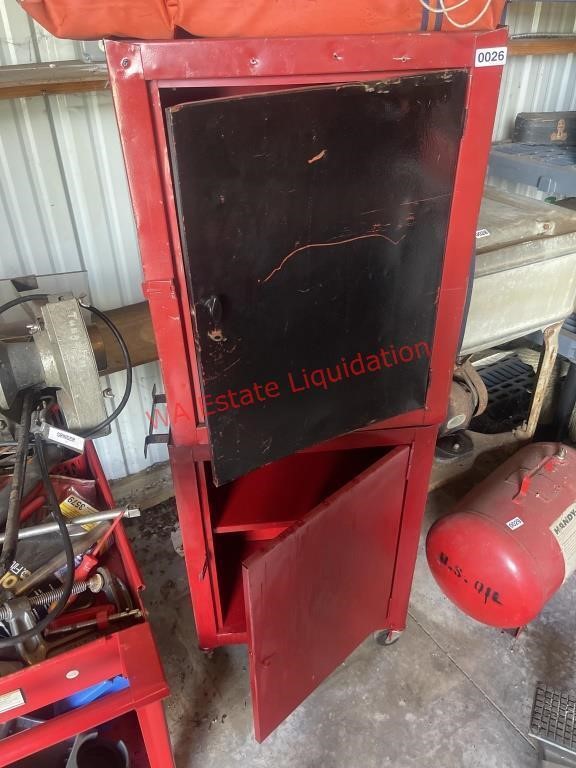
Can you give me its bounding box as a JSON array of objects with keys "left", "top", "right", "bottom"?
[{"left": 126, "top": 475, "right": 576, "bottom": 768}]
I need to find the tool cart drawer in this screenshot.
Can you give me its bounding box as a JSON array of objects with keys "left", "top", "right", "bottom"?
[{"left": 0, "top": 445, "right": 170, "bottom": 768}]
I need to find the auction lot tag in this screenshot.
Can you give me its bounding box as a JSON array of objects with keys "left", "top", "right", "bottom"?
[
  {"left": 44, "top": 424, "right": 85, "bottom": 453},
  {"left": 475, "top": 47, "right": 507, "bottom": 68}
]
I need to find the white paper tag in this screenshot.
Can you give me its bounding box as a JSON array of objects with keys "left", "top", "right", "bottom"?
[
  {"left": 550, "top": 502, "right": 576, "bottom": 582},
  {"left": 475, "top": 47, "right": 507, "bottom": 68},
  {"left": 0, "top": 689, "right": 25, "bottom": 715},
  {"left": 506, "top": 517, "right": 524, "bottom": 531},
  {"left": 476, "top": 228, "right": 491, "bottom": 239},
  {"left": 44, "top": 425, "right": 85, "bottom": 454}
]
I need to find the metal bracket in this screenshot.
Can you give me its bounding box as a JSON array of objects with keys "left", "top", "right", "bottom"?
[
  {"left": 0, "top": 292, "right": 109, "bottom": 435},
  {"left": 144, "top": 383, "right": 170, "bottom": 458}
]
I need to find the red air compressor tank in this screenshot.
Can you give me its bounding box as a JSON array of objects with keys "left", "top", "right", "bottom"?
[{"left": 426, "top": 443, "right": 576, "bottom": 628}]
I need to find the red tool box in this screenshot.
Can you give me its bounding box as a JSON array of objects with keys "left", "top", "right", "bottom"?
[
  {"left": 0, "top": 445, "right": 174, "bottom": 767},
  {"left": 107, "top": 28, "right": 506, "bottom": 740}
]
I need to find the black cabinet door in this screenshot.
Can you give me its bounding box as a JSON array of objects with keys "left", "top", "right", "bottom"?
[{"left": 167, "top": 71, "right": 467, "bottom": 484}]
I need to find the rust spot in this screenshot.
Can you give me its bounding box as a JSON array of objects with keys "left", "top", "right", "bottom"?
[
  {"left": 307, "top": 149, "right": 327, "bottom": 165},
  {"left": 208, "top": 329, "right": 226, "bottom": 342},
  {"left": 551, "top": 118, "right": 567, "bottom": 142}
]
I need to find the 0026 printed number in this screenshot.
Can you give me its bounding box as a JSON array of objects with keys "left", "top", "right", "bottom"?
[{"left": 475, "top": 47, "right": 507, "bottom": 67}]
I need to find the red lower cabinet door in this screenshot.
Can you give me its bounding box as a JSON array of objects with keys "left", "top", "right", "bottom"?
[{"left": 243, "top": 445, "right": 410, "bottom": 740}]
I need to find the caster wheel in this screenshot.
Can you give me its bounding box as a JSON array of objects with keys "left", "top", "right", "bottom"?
[{"left": 374, "top": 629, "right": 402, "bottom": 646}]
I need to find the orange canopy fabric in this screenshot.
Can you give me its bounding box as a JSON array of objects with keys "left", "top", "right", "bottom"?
[
  {"left": 176, "top": 0, "right": 506, "bottom": 38},
  {"left": 20, "top": 0, "right": 506, "bottom": 40},
  {"left": 20, "top": 0, "right": 175, "bottom": 40}
]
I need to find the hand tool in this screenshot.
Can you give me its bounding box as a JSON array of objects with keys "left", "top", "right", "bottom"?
[
  {"left": 0, "top": 572, "right": 105, "bottom": 619},
  {"left": 0, "top": 573, "right": 104, "bottom": 664},
  {"left": 67, "top": 512, "right": 126, "bottom": 605},
  {"left": 0, "top": 507, "right": 140, "bottom": 543},
  {"left": 12, "top": 524, "right": 107, "bottom": 596},
  {"left": 48, "top": 603, "right": 116, "bottom": 632},
  {"left": 44, "top": 608, "right": 142, "bottom": 636}
]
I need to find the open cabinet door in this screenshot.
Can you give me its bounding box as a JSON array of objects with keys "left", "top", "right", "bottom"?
[{"left": 243, "top": 445, "right": 410, "bottom": 741}]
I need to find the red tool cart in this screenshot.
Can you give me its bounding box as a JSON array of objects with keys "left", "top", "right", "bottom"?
[
  {"left": 106, "top": 29, "right": 506, "bottom": 741},
  {"left": 0, "top": 445, "right": 174, "bottom": 767}
]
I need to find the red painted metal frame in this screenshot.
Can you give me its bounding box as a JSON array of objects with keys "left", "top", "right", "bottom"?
[
  {"left": 0, "top": 444, "right": 174, "bottom": 768},
  {"left": 170, "top": 425, "right": 437, "bottom": 649},
  {"left": 106, "top": 29, "right": 506, "bottom": 443},
  {"left": 105, "top": 31, "right": 504, "bottom": 726},
  {"left": 106, "top": 30, "right": 504, "bottom": 650}
]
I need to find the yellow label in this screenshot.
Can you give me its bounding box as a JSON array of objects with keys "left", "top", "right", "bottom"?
[{"left": 59, "top": 494, "right": 99, "bottom": 531}]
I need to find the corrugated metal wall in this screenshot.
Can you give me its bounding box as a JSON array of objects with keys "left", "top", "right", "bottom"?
[
  {"left": 0, "top": 7, "right": 167, "bottom": 479},
  {"left": 489, "top": 1, "right": 576, "bottom": 197},
  {"left": 1, "top": 2, "right": 575, "bottom": 476},
  {"left": 495, "top": 2, "right": 576, "bottom": 140}
]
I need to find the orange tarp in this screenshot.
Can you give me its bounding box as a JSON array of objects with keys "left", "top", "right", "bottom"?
[{"left": 20, "top": 0, "right": 506, "bottom": 40}]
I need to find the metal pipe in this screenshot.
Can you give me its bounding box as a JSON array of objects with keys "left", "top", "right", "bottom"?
[
  {"left": 0, "top": 507, "right": 140, "bottom": 544},
  {"left": 1, "top": 300, "right": 157, "bottom": 375},
  {"left": 44, "top": 608, "right": 143, "bottom": 636},
  {"left": 88, "top": 301, "right": 157, "bottom": 375},
  {"left": 0, "top": 299, "right": 157, "bottom": 401}
]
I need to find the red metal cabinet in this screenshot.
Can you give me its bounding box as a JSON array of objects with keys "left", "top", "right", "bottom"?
[{"left": 106, "top": 29, "right": 505, "bottom": 739}]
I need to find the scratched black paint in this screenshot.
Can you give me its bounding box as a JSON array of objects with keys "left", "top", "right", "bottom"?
[{"left": 167, "top": 72, "right": 468, "bottom": 484}]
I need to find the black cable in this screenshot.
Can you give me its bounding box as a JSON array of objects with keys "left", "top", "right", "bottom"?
[
  {"left": 0, "top": 297, "right": 45, "bottom": 551},
  {"left": 0, "top": 294, "right": 48, "bottom": 316},
  {"left": 0, "top": 391, "right": 34, "bottom": 578},
  {"left": 0, "top": 295, "right": 130, "bottom": 644},
  {"left": 0, "top": 295, "right": 133, "bottom": 438},
  {"left": 0, "top": 433, "right": 76, "bottom": 648},
  {"left": 79, "top": 303, "right": 133, "bottom": 437}
]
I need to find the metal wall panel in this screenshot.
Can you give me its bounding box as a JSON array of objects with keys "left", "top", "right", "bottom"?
[
  {"left": 1, "top": 2, "right": 575, "bottom": 475},
  {"left": 489, "top": 2, "right": 576, "bottom": 198},
  {"left": 495, "top": 2, "right": 576, "bottom": 141},
  {"left": 0, "top": 6, "right": 167, "bottom": 479}
]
